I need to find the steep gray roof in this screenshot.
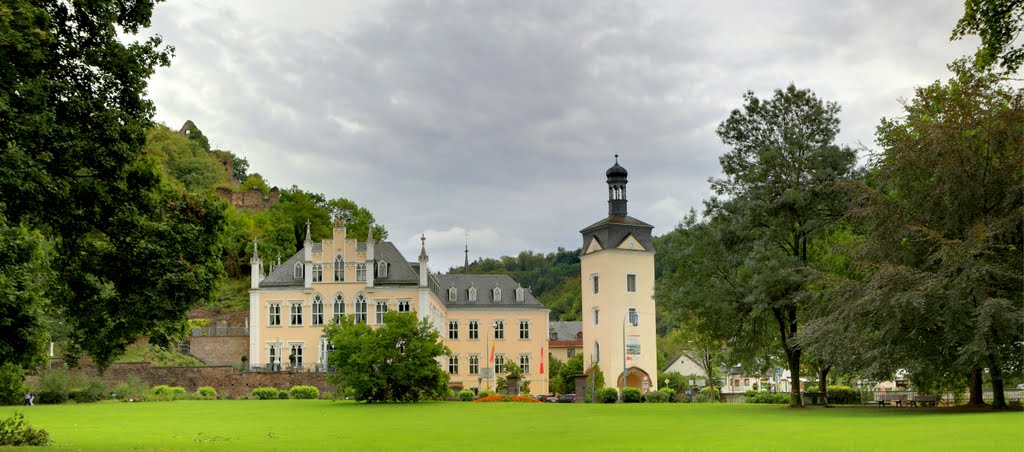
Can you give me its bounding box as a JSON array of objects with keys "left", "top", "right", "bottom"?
[
  {"left": 434, "top": 274, "right": 545, "bottom": 309},
  {"left": 259, "top": 249, "right": 305, "bottom": 288},
  {"left": 580, "top": 214, "right": 655, "bottom": 256},
  {"left": 548, "top": 320, "right": 583, "bottom": 341},
  {"left": 258, "top": 240, "right": 418, "bottom": 288}
]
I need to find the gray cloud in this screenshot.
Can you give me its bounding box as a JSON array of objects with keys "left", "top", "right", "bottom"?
[{"left": 143, "top": 0, "right": 976, "bottom": 270}]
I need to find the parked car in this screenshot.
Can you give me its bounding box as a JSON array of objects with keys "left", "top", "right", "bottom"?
[
  {"left": 1016, "top": 384, "right": 1024, "bottom": 390},
  {"left": 557, "top": 393, "right": 576, "bottom": 403},
  {"left": 545, "top": 395, "right": 558, "bottom": 403}
]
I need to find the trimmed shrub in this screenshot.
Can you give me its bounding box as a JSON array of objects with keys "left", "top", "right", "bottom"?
[
  {"left": 746, "top": 391, "right": 789, "bottom": 404},
  {"left": 113, "top": 375, "right": 148, "bottom": 401},
  {"left": 827, "top": 386, "right": 861, "bottom": 404},
  {"left": 621, "top": 387, "right": 642, "bottom": 403},
  {"left": 251, "top": 387, "right": 280, "bottom": 400},
  {"left": 278, "top": 389, "right": 289, "bottom": 399},
  {"left": 646, "top": 390, "right": 670, "bottom": 403},
  {"left": 457, "top": 390, "right": 475, "bottom": 401},
  {"left": 692, "top": 394, "right": 710, "bottom": 403},
  {"left": 194, "top": 386, "right": 218, "bottom": 400},
  {"left": 150, "top": 385, "right": 188, "bottom": 401},
  {"left": 658, "top": 387, "right": 676, "bottom": 402},
  {"left": 0, "top": 413, "right": 50, "bottom": 446},
  {"left": 476, "top": 389, "right": 495, "bottom": 399},
  {"left": 0, "top": 364, "right": 26, "bottom": 406},
  {"left": 598, "top": 387, "right": 619, "bottom": 403},
  {"left": 289, "top": 385, "right": 319, "bottom": 400},
  {"left": 70, "top": 378, "right": 108, "bottom": 403},
  {"left": 699, "top": 386, "right": 722, "bottom": 400}
]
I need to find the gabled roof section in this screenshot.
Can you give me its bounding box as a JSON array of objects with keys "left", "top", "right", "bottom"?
[
  {"left": 373, "top": 241, "right": 418, "bottom": 285},
  {"left": 580, "top": 214, "right": 654, "bottom": 256},
  {"left": 435, "top": 274, "right": 545, "bottom": 309},
  {"left": 549, "top": 320, "right": 583, "bottom": 341},
  {"left": 259, "top": 249, "right": 305, "bottom": 288}
]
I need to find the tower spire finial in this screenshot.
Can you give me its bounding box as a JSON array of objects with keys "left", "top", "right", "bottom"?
[
  {"left": 419, "top": 234, "right": 428, "bottom": 262},
  {"left": 464, "top": 231, "right": 469, "bottom": 274},
  {"left": 304, "top": 218, "right": 311, "bottom": 243}
]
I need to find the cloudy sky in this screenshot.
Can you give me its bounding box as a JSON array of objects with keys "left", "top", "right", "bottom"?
[{"left": 143, "top": 0, "right": 976, "bottom": 271}]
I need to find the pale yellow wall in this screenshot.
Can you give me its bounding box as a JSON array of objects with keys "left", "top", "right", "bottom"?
[
  {"left": 549, "top": 345, "right": 583, "bottom": 362},
  {"left": 581, "top": 248, "right": 658, "bottom": 392},
  {"left": 444, "top": 308, "right": 550, "bottom": 396}
]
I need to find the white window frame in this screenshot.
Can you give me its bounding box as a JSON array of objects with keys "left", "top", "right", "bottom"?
[
  {"left": 594, "top": 341, "right": 600, "bottom": 362},
  {"left": 493, "top": 287, "right": 501, "bottom": 302},
  {"left": 468, "top": 355, "right": 480, "bottom": 375},
  {"left": 311, "top": 294, "right": 324, "bottom": 326},
  {"left": 448, "top": 320, "right": 459, "bottom": 340},
  {"left": 354, "top": 294, "right": 368, "bottom": 324},
  {"left": 398, "top": 300, "right": 411, "bottom": 312},
  {"left": 520, "top": 354, "right": 530, "bottom": 374},
  {"left": 494, "top": 354, "right": 505, "bottom": 375},
  {"left": 515, "top": 287, "right": 524, "bottom": 302},
  {"left": 268, "top": 302, "right": 281, "bottom": 326},
  {"left": 312, "top": 264, "right": 323, "bottom": 282},
  {"left": 448, "top": 285, "right": 457, "bottom": 302},
  {"left": 626, "top": 273, "right": 637, "bottom": 293},
  {"left": 334, "top": 255, "right": 345, "bottom": 281},
  {"left": 375, "top": 300, "right": 388, "bottom": 324},
  {"left": 448, "top": 355, "right": 459, "bottom": 374},
  {"left": 494, "top": 320, "right": 504, "bottom": 339},
  {"left": 355, "top": 263, "right": 366, "bottom": 282},
  {"left": 591, "top": 274, "right": 599, "bottom": 294},
  {"left": 468, "top": 286, "right": 477, "bottom": 301},
  {"left": 289, "top": 343, "right": 304, "bottom": 369},
  {"left": 519, "top": 320, "right": 530, "bottom": 339},
  {"left": 468, "top": 321, "right": 479, "bottom": 340},
  {"left": 294, "top": 262, "right": 304, "bottom": 278},
  {"left": 377, "top": 260, "right": 388, "bottom": 278},
  {"left": 628, "top": 307, "right": 638, "bottom": 326},
  {"left": 332, "top": 293, "right": 345, "bottom": 324},
  {"left": 290, "top": 302, "right": 302, "bottom": 326}
]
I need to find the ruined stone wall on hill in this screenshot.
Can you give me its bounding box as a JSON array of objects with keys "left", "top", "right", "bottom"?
[{"left": 214, "top": 187, "right": 280, "bottom": 212}]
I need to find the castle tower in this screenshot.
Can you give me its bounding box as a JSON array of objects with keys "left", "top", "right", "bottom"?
[{"left": 580, "top": 156, "right": 657, "bottom": 393}]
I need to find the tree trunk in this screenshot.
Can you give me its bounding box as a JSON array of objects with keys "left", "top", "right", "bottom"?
[
  {"left": 988, "top": 358, "right": 1006, "bottom": 409},
  {"left": 703, "top": 350, "right": 715, "bottom": 402},
  {"left": 818, "top": 363, "right": 831, "bottom": 406},
  {"left": 788, "top": 353, "right": 802, "bottom": 407},
  {"left": 968, "top": 368, "right": 985, "bottom": 405}
]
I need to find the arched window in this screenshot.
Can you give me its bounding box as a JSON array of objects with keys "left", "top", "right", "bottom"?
[
  {"left": 354, "top": 293, "right": 368, "bottom": 324},
  {"left": 312, "top": 264, "right": 323, "bottom": 282},
  {"left": 332, "top": 293, "right": 345, "bottom": 324},
  {"left": 293, "top": 261, "right": 303, "bottom": 278},
  {"left": 468, "top": 286, "right": 477, "bottom": 302},
  {"left": 594, "top": 341, "right": 600, "bottom": 363},
  {"left": 377, "top": 260, "right": 389, "bottom": 278},
  {"left": 515, "top": 287, "right": 524, "bottom": 302},
  {"left": 311, "top": 294, "right": 324, "bottom": 325},
  {"left": 493, "top": 286, "right": 501, "bottom": 302},
  {"left": 448, "top": 285, "right": 458, "bottom": 302},
  {"left": 334, "top": 254, "right": 345, "bottom": 282}
]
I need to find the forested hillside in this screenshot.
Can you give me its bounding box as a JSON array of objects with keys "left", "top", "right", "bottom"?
[
  {"left": 144, "top": 121, "right": 387, "bottom": 312},
  {"left": 451, "top": 249, "right": 583, "bottom": 321}
]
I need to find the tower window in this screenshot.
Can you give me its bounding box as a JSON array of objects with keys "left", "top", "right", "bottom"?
[
  {"left": 626, "top": 274, "right": 636, "bottom": 293},
  {"left": 593, "top": 308, "right": 600, "bottom": 325},
  {"left": 628, "top": 307, "right": 638, "bottom": 326},
  {"left": 591, "top": 274, "right": 599, "bottom": 294},
  {"left": 312, "top": 264, "right": 323, "bottom": 282}
]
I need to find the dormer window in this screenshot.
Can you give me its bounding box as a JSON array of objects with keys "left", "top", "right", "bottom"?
[
  {"left": 293, "top": 262, "right": 303, "bottom": 278},
  {"left": 515, "top": 287, "right": 524, "bottom": 302},
  {"left": 448, "top": 285, "right": 458, "bottom": 302},
  {"left": 468, "top": 285, "right": 477, "bottom": 302},
  {"left": 377, "top": 260, "right": 389, "bottom": 278},
  {"left": 493, "top": 286, "right": 501, "bottom": 302}
]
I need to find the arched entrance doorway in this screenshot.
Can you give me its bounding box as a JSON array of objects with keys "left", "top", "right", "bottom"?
[{"left": 616, "top": 367, "right": 650, "bottom": 392}]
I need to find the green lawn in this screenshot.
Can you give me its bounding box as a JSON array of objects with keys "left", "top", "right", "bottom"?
[{"left": 2, "top": 401, "right": 1021, "bottom": 451}]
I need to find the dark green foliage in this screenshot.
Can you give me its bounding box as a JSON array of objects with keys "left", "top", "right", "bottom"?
[
  {"left": 952, "top": 0, "right": 1024, "bottom": 73},
  {"left": 325, "top": 311, "right": 450, "bottom": 403},
  {"left": 179, "top": 120, "right": 211, "bottom": 151},
  {"left": 112, "top": 375, "right": 148, "bottom": 401},
  {"left": 278, "top": 389, "right": 290, "bottom": 399},
  {"left": 549, "top": 354, "right": 584, "bottom": 394},
  {"left": 657, "top": 372, "right": 687, "bottom": 393},
  {"left": 149, "top": 385, "right": 187, "bottom": 401},
  {"left": 658, "top": 387, "right": 676, "bottom": 402},
  {"left": 36, "top": 369, "right": 72, "bottom": 404},
  {"left": 824, "top": 386, "right": 860, "bottom": 405},
  {"left": 745, "top": 391, "right": 790, "bottom": 404},
  {"left": 0, "top": 210, "right": 49, "bottom": 371},
  {"left": 645, "top": 390, "right": 670, "bottom": 403},
  {"left": 250, "top": 387, "right": 280, "bottom": 400},
  {"left": 699, "top": 386, "right": 721, "bottom": 399},
  {"left": 194, "top": 386, "right": 217, "bottom": 400},
  {"left": 598, "top": 387, "right": 619, "bottom": 403},
  {"left": 144, "top": 124, "right": 226, "bottom": 192},
  {"left": 0, "top": 363, "right": 26, "bottom": 406},
  {"left": 70, "top": 379, "right": 108, "bottom": 403},
  {"left": 620, "top": 387, "right": 642, "bottom": 403},
  {"left": 288, "top": 385, "right": 319, "bottom": 400},
  {"left": 459, "top": 248, "right": 582, "bottom": 320},
  {"left": 457, "top": 389, "right": 475, "bottom": 401},
  {"left": 0, "top": 413, "right": 50, "bottom": 446}
]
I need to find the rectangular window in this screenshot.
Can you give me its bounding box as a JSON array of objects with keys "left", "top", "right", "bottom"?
[
  {"left": 592, "top": 274, "right": 599, "bottom": 294},
  {"left": 626, "top": 274, "right": 636, "bottom": 293},
  {"left": 356, "top": 264, "right": 366, "bottom": 282},
  {"left": 520, "top": 355, "right": 530, "bottom": 374},
  {"left": 448, "top": 355, "right": 459, "bottom": 374},
  {"left": 494, "top": 354, "right": 505, "bottom": 375},
  {"left": 593, "top": 308, "right": 599, "bottom": 325},
  {"left": 519, "top": 320, "right": 529, "bottom": 340},
  {"left": 468, "top": 321, "right": 479, "bottom": 339},
  {"left": 468, "top": 355, "right": 479, "bottom": 375},
  {"left": 290, "top": 344, "right": 303, "bottom": 369},
  {"left": 375, "top": 301, "right": 388, "bottom": 324},
  {"left": 567, "top": 348, "right": 575, "bottom": 359},
  {"left": 268, "top": 344, "right": 280, "bottom": 370},
  {"left": 268, "top": 303, "right": 281, "bottom": 326},
  {"left": 628, "top": 307, "right": 638, "bottom": 326},
  {"left": 312, "top": 264, "right": 323, "bottom": 282},
  {"left": 398, "top": 300, "right": 411, "bottom": 312},
  {"left": 312, "top": 299, "right": 324, "bottom": 326},
  {"left": 494, "top": 320, "right": 504, "bottom": 339},
  {"left": 448, "top": 321, "right": 459, "bottom": 340},
  {"left": 290, "top": 303, "right": 302, "bottom": 326}
]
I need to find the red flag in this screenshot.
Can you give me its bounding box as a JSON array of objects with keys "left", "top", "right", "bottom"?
[
  {"left": 490, "top": 343, "right": 495, "bottom": 364},
  {"left": 540, "top": 347, "right": 545, "bottom": 374}
]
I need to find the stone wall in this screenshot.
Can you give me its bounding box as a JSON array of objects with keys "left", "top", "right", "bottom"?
[
  {"left": 214, "top": 187, "right": 281, "bottom": 212},
  {"left": 30, "top": 362, "right": 331, "bottom": 399},
  {"left": 190, "top": 336, "right": 248, "bottom": 366}
]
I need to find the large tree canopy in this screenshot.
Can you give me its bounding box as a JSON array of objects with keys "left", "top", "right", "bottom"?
[
  {"left": 953, "top": 0, "right": 1024, "bottom": 73},
  {"left": 0, "top": 0, "right": 225, "bottom": 369}
]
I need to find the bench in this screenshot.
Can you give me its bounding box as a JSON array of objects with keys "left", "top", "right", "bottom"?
[
  {"left": 910, "top": 395, "right": 937, "bottom": 407},
  {"left": 872, "top": 394, "right": 905, "bottom": 407}
]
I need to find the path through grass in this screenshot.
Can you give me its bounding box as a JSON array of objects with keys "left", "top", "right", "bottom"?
[{"left": 2, "top": 401, "right": 1020, "bottom": 450}]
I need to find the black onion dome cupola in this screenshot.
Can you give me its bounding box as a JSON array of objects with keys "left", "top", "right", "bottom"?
[{"left": 607, "top": 154, "right": 628, "bottom": 217}]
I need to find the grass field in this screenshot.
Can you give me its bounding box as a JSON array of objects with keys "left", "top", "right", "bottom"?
[{"left": 2, "top": 401, "right": 1021, "bottom": 450}]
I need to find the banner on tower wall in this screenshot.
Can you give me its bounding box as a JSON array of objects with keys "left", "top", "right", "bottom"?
[{"left": 626, "top": 334, "right": 641, "bottom": 356}]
